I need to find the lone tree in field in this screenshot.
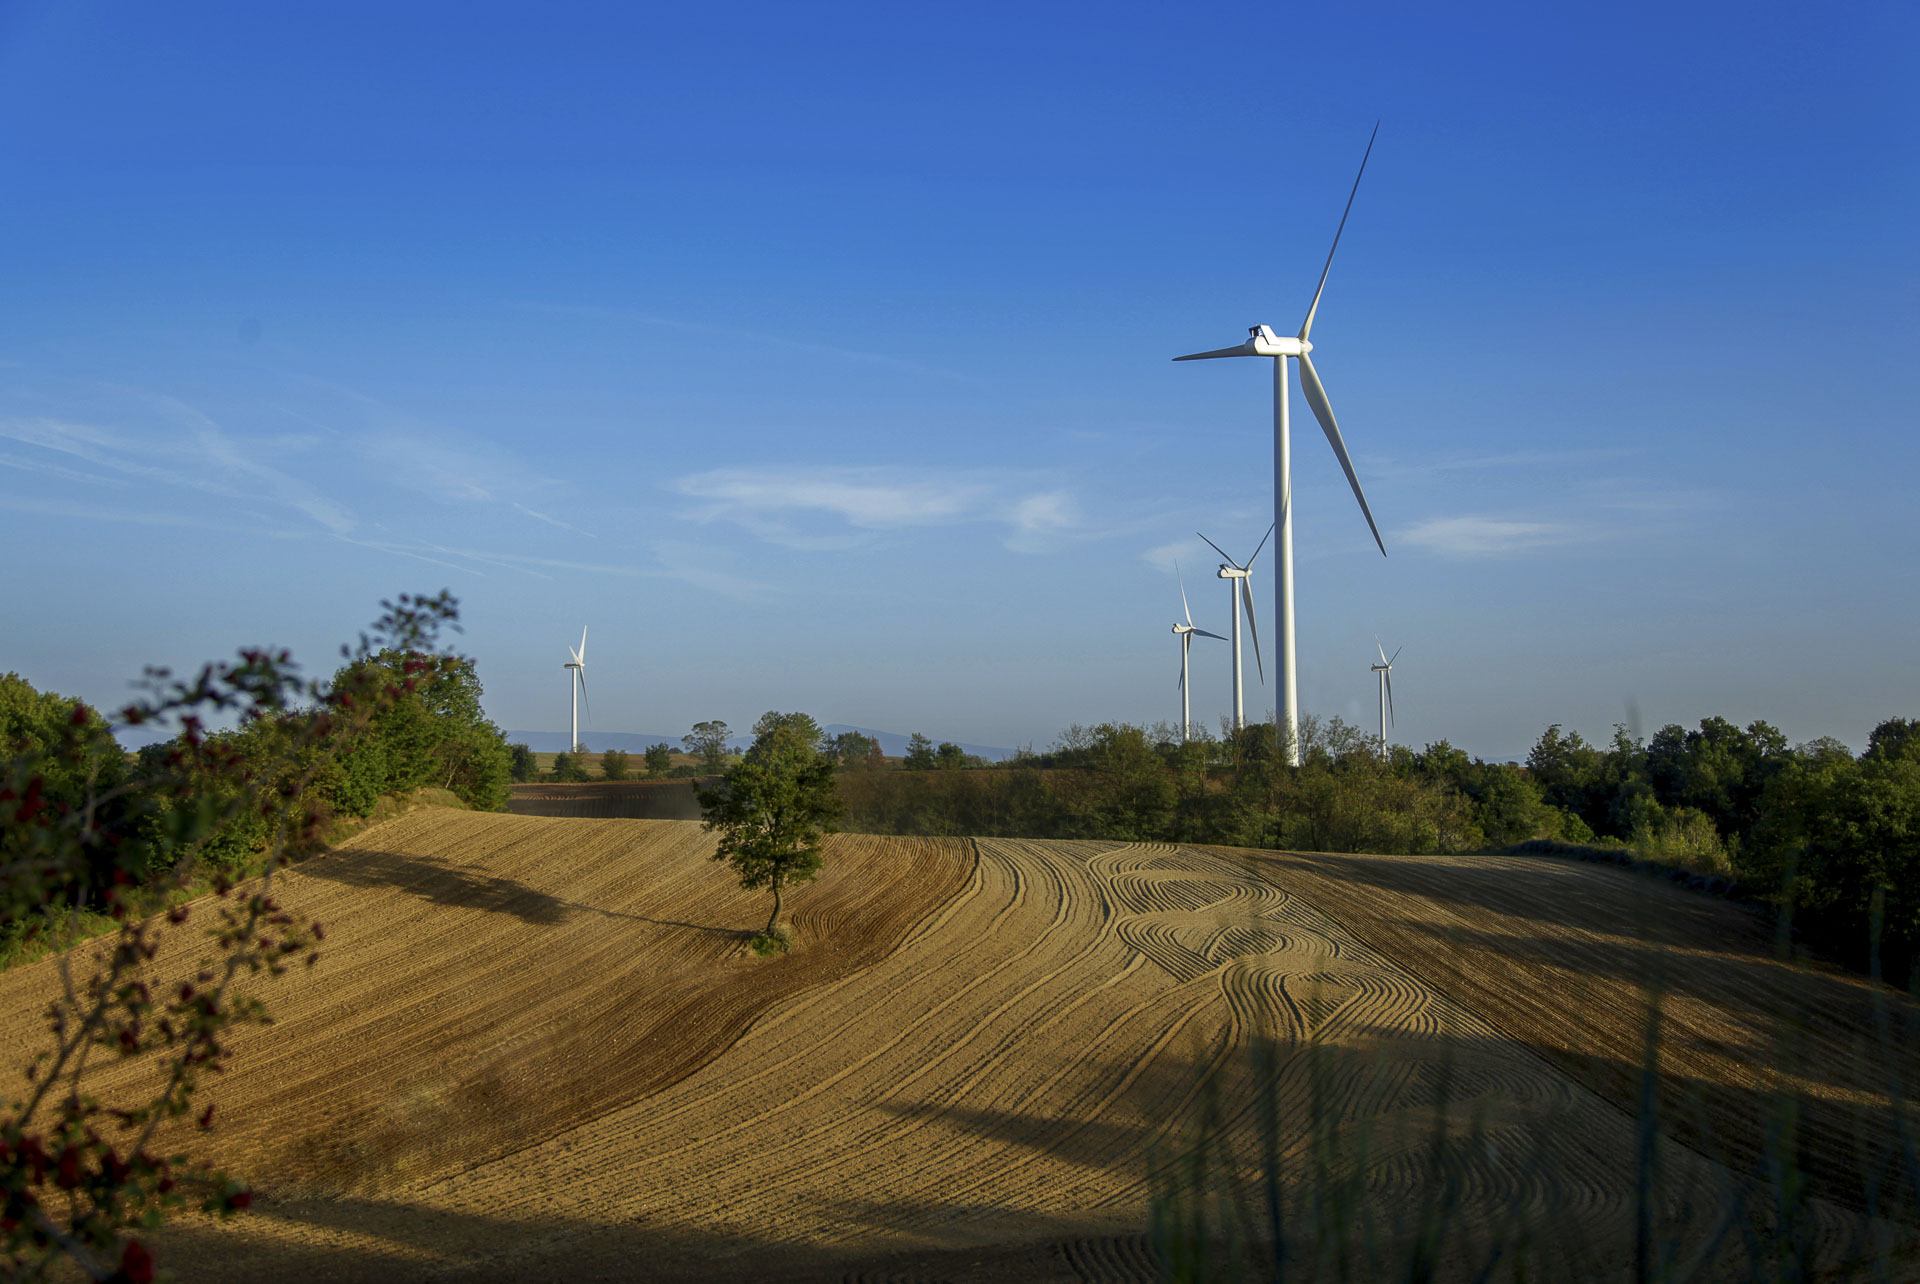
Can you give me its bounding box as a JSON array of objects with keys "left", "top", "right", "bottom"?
[
  {"left": 697, "top": 711, "right": 841, "bottom": 943},
  {"left": 644, "top": 742, "right": 672, "bottom": 778},
  {"left": 683, "top": 720, "right": 731, "bottom": 772}
]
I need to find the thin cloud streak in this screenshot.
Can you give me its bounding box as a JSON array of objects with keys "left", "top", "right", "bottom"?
[
  {"left": 1400, "top": 515, "right": 1586, "bottom": 557},
  {"left": 673, "top": 464, "right": 1080, "bottom": 553},
  {"left": 0, "top": 411, "right": 357, "bottom": 536},
  {"left": 0, "top": 493, "right": 302, "bottom": 537}
]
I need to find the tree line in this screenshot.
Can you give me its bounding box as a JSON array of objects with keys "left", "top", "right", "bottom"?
[
  {"left": 3, "top": 602, "right": 514, "bottom": 954},
  {"left": 832, "top": 713, "right": 1920, "bottom": 986}
]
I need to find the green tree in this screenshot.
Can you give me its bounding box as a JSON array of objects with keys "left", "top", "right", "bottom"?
[
  {"left": 1750, "top": 721, "right": 1920, "bottom": 981},
  {"left": 324, "top": 651, "right": 512, "bottom": 811},
  {"left": 683, "top": 720, "right": 731, "bottom": 772},
  {"left": 551, "top": 752, "right": 589, "bottom": 782},
  {"left": 935, "top": 741, "right": 974, "bottom": 769},
  {"left": 903, "top": 732, "right": 937, "bottom": 771},
  {"left": 1073, "top": 724, "right": 1176, "bottom": 840},
  {"left": 751, "top": 710, "right": 825, "bottom": 758},
  {"left": 1867, "top": 718, "right": 1920, "bottom": 765},
  {"left": 828, "top": 730, "right": 880, "bottom": 767},
  {"left": 600, "top": 749, "right": 631, "bottom": 781},
  {"left": 697, "top": 712, "right": 842, "bottom": 940},
  {"left": 644, "top": 742, "right": 673, "bottom": 778},
  {"left": 507, "top": 743, "right": 537, "bottom": 782}
]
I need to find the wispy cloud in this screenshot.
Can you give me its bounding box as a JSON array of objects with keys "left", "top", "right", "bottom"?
[
  {"left": 0, "top": 450, "right": 130, "bottom": 488},
  {"left": 673, "top": 464, "right": 1079, "bottom": 553},
  {"left": 1400, "top": 515, "right": 1586, "bottom": 557},
  {"left": 0, "top": 409, "right": 357, "bottom": 536},
  {"left": 0, "top": 493, "right": 304, "bottom": 537},
  {"left": 1372, "top": 446, "right": 1645, "bottom": 482},
  {"left": 1140, "top": 539, "right": 1194, "bottom": 573}
]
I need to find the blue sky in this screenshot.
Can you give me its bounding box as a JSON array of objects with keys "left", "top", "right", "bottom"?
[{"left": 1, "top": 0, "right": 1914, "bottom": 759}]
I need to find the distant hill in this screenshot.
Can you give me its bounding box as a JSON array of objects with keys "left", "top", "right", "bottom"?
[
  {"left": 822, "top": 725, "right": 1015, "bottom": 763},
  {"left": 506, "top": 725, "right": 1014, "bottom": 762}
]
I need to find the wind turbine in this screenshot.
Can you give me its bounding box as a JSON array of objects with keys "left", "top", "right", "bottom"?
[
  {"left": 1371, "top": 637, "right": 1401, "bottom": 749},
  {"left": 1174, "top": 124, "right": 1387, "bottom": 766},
  {"left": 564, "top": 627, "right": 589, "bottom": 753},
  {"left": 1171, "top": 563, "right": 1226, "bottom": 742},
  {"left": 1197, "top": 526, "right": 1273, "bottom": 731}
]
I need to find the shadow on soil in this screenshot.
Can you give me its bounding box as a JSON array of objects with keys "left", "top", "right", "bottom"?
[
  {"left": 299, "top": 848, "right": 736, "bottom": 934},
  {"left": 153, "top": 1194, "right": 1115, "bottom": 1283},
  {"left": 299, "top": 847, "right": 580, "bottom": 925}
]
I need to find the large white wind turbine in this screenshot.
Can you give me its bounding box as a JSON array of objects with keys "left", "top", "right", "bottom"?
[
  {"left": 1171, "top": 563, "right": 1226, "bottom": 743},
  {"left": 564, "top": 627, "right": 589, "bottom": 753},
  {"left": 1197, "top": 527, "right": 1273, "bottom": 731},
  {"left": 1175, "top": 125, "right": 1387, "bottom": 766},
  {"left": 1371, "top": 637, "right": 1401, "bottom": 749}
]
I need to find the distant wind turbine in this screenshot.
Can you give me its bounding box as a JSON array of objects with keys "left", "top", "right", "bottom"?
[
  {"left": 1198, "top": 527, "right": 1273, "bottom": 731},
  {"left": 1371, "top": 637, "right": 1401, "bottom": 749},
  {"left": 564, "top": 626, "right": 589, "bottom": 753},
  {"left": 1171, "top": 563, "right": 1226, "bottom": 743},
  {"left": 1175, "top": 124, "right": 1388, "bottom": 766}
]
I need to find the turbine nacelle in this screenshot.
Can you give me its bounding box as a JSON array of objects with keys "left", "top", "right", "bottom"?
[
  {"left": 1216, "top": 564, "right": 1249, "bottom": 580},
  {"left": 1173, "top": 324, "right": 1310, "bottom": 362}
]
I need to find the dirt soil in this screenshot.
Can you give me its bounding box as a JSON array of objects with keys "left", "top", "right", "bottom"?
[
  {"left": 507, "top": 779, "right": 706, "bottom": 820},
  {"left": 2, "top": 818, "right": 1914, "bottom": 1281}
]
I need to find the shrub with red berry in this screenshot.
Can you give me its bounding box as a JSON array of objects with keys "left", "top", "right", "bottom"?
[{"left": 1, "top": 593, "right": 464, "bottom": 1280}]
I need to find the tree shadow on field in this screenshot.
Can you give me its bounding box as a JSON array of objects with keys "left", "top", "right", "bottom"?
[
  {"left": 299, "top": 848, "right": 577, "bottom": 926},
  {"left": 151, "top": 1190, "right": 1116, "bottom": 1283},
  {"left": 298, "top": 847, "right": 744, "bottom": 936}
]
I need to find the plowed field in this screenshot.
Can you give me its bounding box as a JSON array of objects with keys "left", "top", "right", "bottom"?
[
  {"left": 3, "top": 814, "right": 1914, "bottom": 1281},
  {"left": 507, "top": 779, "right": 705, "bottom": 820}
]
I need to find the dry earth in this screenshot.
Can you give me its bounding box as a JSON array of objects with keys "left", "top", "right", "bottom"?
[
  {"left": 3, "top": 813, "right": 1916, "bottom": 1281},
  {"left": 507, "top": 779, "right": 706, "bottom": 820}
]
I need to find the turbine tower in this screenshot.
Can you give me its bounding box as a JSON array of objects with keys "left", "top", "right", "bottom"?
[
  {"left": 563, "top": 626, "right": 589, "bottom": 753},
  {"left": 1171, "top": 563, "right": 1226, "bottom": 742},
  {"left": 1175, "top": 125, "right": 1387, "bottom": 766},
  {"left": 1371, "top": 637, "right": 1401, "bottom": 749},
  {"left": 1197, "top": 527, "right": 1272, "bottom": 731}
]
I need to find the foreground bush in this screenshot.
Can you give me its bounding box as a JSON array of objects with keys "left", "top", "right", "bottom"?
[{"left": 0, "top": 593, "right": 480, "bottom": 1279}]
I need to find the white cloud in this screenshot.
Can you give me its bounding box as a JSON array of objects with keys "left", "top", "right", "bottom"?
[
  {"left": 1008, "top": 491, "right": 1075, "bottom": 535},
  {"left": 1140, "top": 539, "right": 1192, "bottom": 573},
  {"left": 673, "top": 465, "right": 1078, "bottom": 552},
  {"left": 1400, "top": 515, "right": 1583, "bottom": 557}
]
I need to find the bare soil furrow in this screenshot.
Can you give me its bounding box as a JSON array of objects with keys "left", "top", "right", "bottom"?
[{"left": 7, "top": 820, "right": 1909, "bottom": 1280}]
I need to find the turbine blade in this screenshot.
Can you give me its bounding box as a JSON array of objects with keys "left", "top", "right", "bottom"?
[
  {"left": 1193, "top": 628, "right": 1227, "bottom": 641},
  {"left": 1173, "top": 342, "right": 1256, "bottom": 361},
  {"left": 1300, "top": 121, "right": 1379, "bottom": 343},
  {"left": 1299, "top": 351, "right": 1386, "bottom": 556},
  {"left": 1196, "top": 531, "right": 1239, "bottom": 568},
  {"left": 1241, "top": 578, "right": 1264, "bottom": 683},
  {"left": 578, "top": 626, "right": 588, "bottom": 665},
  {"left": 1385, "top": 670, "right": 1395, "bottom": 727},
  {"left": 1246, "top": 522, "right": 1275, "bottom": 570},
  {"left": 1177, "top": 562, "right": 1194, "bottom": 626},
  {"left": 1389, "top": 645, "right": 1402, "bottom": 666},
  {"left": 1178, "top": 643, "right": 1186, "bottom": 691},
  {"left": 577, "top": 671, "right": 590, "bottom": 723},
  {"left": 1377, "top": 634, "right": 1389, "bottom": 666}
]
